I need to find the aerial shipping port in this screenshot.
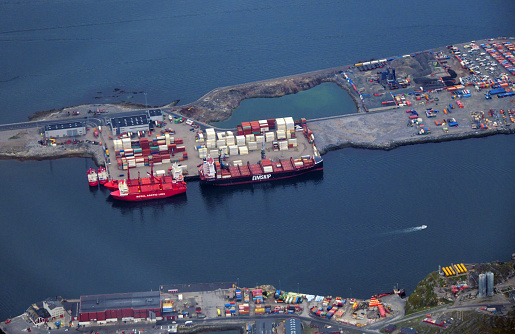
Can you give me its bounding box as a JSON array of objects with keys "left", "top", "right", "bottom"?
[{"left": 0, "top": 37, "right": 514, "bottom": 332}]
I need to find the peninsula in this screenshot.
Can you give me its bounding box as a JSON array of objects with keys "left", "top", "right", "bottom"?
[{"left": 0, "top": 37, "right": 514, "bottom": 166}]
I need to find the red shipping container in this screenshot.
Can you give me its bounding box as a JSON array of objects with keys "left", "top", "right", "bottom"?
[
  {"left": 175, "top": 138, "right": 183, "bottom": 144},
  {"left": 97, "top": 312, "right": 106, "bottom": 321},
  {"left": 123, "top": 308, "right": 133, "bottom": 317}
]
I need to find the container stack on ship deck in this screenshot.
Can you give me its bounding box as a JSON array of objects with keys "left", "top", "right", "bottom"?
[{"left": 197, "top": 117, "right": 323, "bottom": 185}]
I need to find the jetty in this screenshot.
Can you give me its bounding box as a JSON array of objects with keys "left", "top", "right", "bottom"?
[{"left": 0, "top": 37, "right": 513, "bottom": 171}]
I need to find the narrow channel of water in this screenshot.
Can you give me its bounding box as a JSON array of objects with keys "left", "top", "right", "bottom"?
[{"left": 212, "top": 82, "right": 357, "bottom": 128}]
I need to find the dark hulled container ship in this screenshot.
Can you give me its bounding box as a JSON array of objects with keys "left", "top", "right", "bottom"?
[{"left": 199, "top": 154, "right": 323, "bottom": 186}]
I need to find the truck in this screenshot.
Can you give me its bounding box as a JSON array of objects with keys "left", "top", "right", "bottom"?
[{"left": 447, "top": 118, "right": 458, "bottom": 127}]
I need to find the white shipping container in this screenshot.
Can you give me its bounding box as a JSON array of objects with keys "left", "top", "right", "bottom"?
[
  {"left": 198, "top": 148, "right": 208, "bottom": 159},
  {"left": 209, "top": 149, "right": 219, "bottom": 158},
  {"left": 226, "top": 136, "right": 235, "bottom": 146},
  {"left": 217, "top": 132, "right": 226, "bottom": 141},
  {"left": 255, "top": 135, "right": 264, "bottom": 144},
  {"left": 294, "top": 161, "right": 303, "bottom": 167},
  {"left": 288, "top": 138, "right": 298, "bottom": 147},
  {"left": 265, "top": 132, "right": 275, "bottom": 142},
  {"left": 206, "top": 140, "right": 216, "bottom": 148},
  {"left": 263, "top": 166, "right": 273, "bottom": 173},
  {"left": 245, "top": 134, "right": 255, "bottom": 143},
  {"left": 275, "top": 118, "right": 285, "bottom": 130},
  {"left": 233, "top": 160, "right": 243, "bottom": 167},
  {"left": 239, "top": 146, "right": 248, "bottom": 155},
  {"left": 113, "top": 139, "right": 123, "bottom": 151},
  {"left": 277, "top": 130, "right": 286, "bottom": 140},
  {"left": 229, "top": 145, "right": 239, "bottom": 156},
  {"left": 217, "top": 139, "right": 226, "bottom": 147},
  {"left": 279, "top": 141, "right": 288, "bottom": 150},
  {"left": 284, "top": 117, "right": 295, "bottom": 131},
  {"left": 226, "top": 131, "right": 234, "bottom": 137},
  {"left": 155, "top": 170, "right": 166, "bottom": 176},
  {"left": 248, "top": 141, "right": 258, "bottom": 151},
  {"left": 236, "top": 135, "right": 246, "bottom": 146}
]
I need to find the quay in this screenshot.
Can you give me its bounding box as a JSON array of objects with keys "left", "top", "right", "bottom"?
[
  {"left": 0, "top": 36, "right": 514, "bottom": 172},
  {"left": 0, "top": 282, "right": 406, "bottom": 334}
]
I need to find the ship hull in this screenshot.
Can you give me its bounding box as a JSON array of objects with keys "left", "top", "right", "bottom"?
[
  {"left": 200, "top": 159, "right": 323, "bottom": 186},
  {"left": 110, "top": 187, "right": 186, "bottom": 201},
  {"left": 103, "top": 180, "right": 119, "bottom": 191},
  {"left": 88, "top": 181, "right": 98, "bottom": 187}
]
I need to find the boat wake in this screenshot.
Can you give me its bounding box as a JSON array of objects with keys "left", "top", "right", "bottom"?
[{"left": 382, "top": 225, "right": 427, "bottom": 236}]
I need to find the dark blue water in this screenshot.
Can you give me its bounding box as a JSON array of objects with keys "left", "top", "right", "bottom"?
[
  {"left": 0, "top": 0, "right": 514, "bottom": 320},
  {"left": 212, "top": 83, "right": 357, "bottom": 128}
]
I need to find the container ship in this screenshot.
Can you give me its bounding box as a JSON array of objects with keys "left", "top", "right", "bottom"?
[
  {"left": 110, "top": 164, "right": 187, "bottom": 201},
  {"left": 87, "top": 168, "right": 98, "bottom": 186},
  {"left": 199, "top": 152, "right": 323, "bottom": 186}
]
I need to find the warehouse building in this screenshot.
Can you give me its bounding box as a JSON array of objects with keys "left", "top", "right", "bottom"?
[
  {"left": 147, "top": 109, "right": 164, "bottom": 123},
  {"left": 110, "top": 114, "right": 149, "bottom": 136},
  {"left": 79, "top": 291, "right": 161, "bottom": 325},
  {"left": 44, "top": 121, "right": 86, "bottom": 138}
]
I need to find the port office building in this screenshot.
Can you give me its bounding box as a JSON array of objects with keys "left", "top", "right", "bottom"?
[
  {"left": 110, "top": 114, "right": 149, "bottom": 136},
  {"left": 79, "top": 291, "right": 161, "bottom": 325},
  {"left": 44, "top": 121, "right": 86, "bottom": 138},
  {"left": 147, "top": 108, "right": 164, "bottom": 122}
]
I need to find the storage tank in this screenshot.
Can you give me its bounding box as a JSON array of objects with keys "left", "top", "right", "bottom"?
[
  {"left": 478, "top": 274, "right": 486, "bottom": 298},
  {"left": 486, "top": 272, "right": 495, "bottom": 297}
]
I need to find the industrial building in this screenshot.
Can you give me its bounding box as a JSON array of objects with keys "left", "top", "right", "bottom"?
[
  {"left": 79, "top": 291, "right": 161, "bottom": 325},
  {"left": 147, "top": 109, "right": 164, "bottom": 123},
  {"left": 26, "top": 297, "right": 66, "bottom": 325},
  {"left": 110, "top": 114, "right": 149, "bottom": 136},
  {"left": 44, "top": 122, "right": 86, "bottom": 138}
]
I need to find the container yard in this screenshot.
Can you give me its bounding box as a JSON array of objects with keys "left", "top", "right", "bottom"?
[{"left": 98, "top": 114, "right": 320, "bottom": 187}]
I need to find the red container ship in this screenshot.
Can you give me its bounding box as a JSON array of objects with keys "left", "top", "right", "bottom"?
[
  {"left": 87, "top": 168, "right": 98, "bottom": 186},
  {"left": 103, "top": 179, "right": 119, "bottom": 191},
  {"left": 199, "top": 154, "right": 323, "bottom": 186},
  {"left": 110, "top": 164, "right": 187, "bottom": 201},
  {"left": 97, "top": 166, "right": 108, "bottom": 185}
]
